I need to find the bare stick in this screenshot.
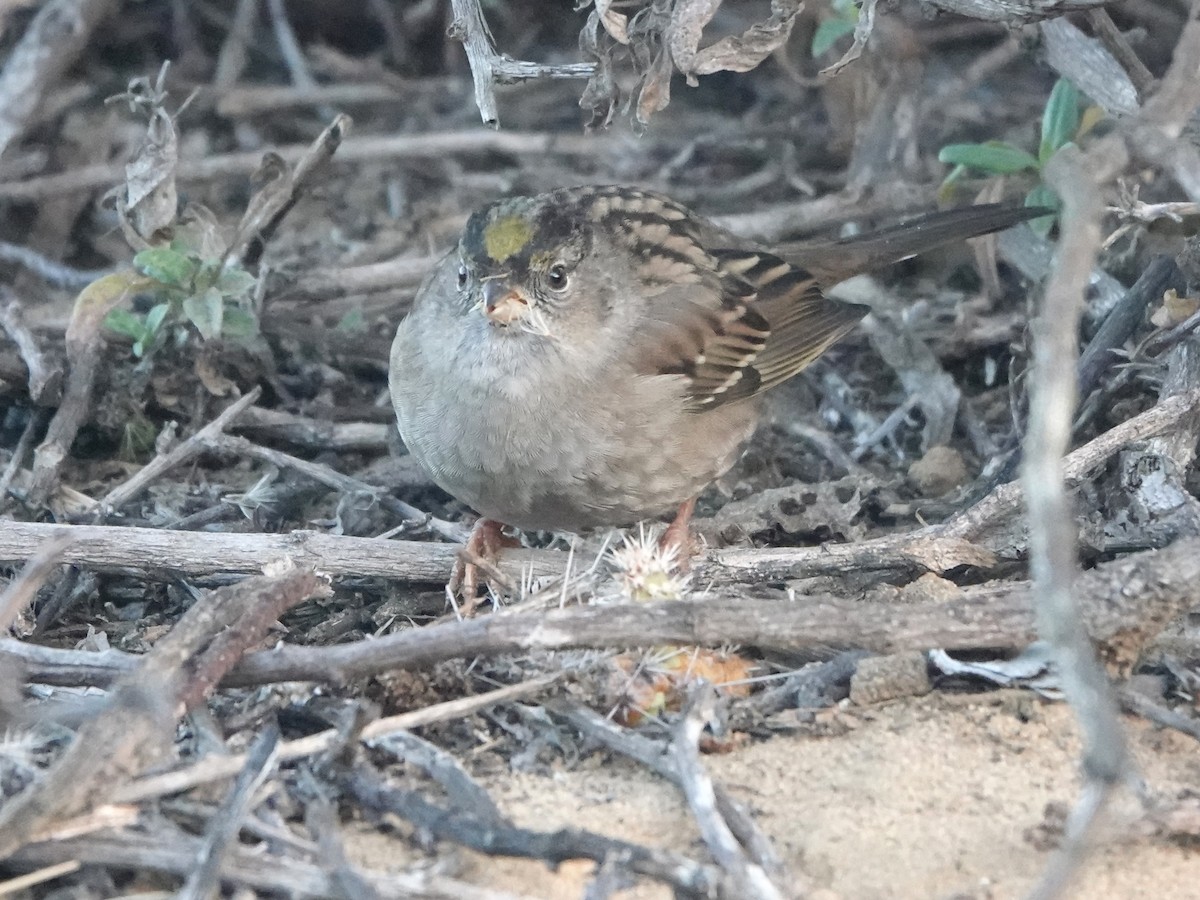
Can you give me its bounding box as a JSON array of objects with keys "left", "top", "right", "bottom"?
[
  {"left": 115, "top": 676, "right": 555, "bottom": 803},
  {"left": 232, "top": 407, "right": 389, "bottom": 452},
  {"left": 7, "top": 535, "right": 1197, "bottom": 693},
  {"left": 1024, "top": 145, "right": 1130, "bottom": 900},
  {"left": 0, "top": 299, "right": 61, "bottom": 406},
  {"left": 448, "top": 0, "right": 594, "bottom": 127},
  {"left": 341, "top": 762, "right": 721, "bottom": 897},
  {"left": 672, "top": 687, "right": 783, "bottom": 900},
  {"left": 204, "top": 433, "right": 467, "bottom": 543},
  {"left": 918, "top": 0, "right": 1111, "bottom": 24},
  {"left": 0, "top": 242, "right": 111, "bottom": 288},
  {"left": 0, "top": 861, "right": 82, "bottom": 896},
  {"left": 11, "top": 830, "right": 521, "bottom": 900},
  {"left": 96, "top": 388, "right": 262, "bottom": 515},
  {"left": 0, "top": 408, "right": 44, "bottom": 508},
  {"left": 177, "top": 723, "right": 280, "bottom": 900},
  {"left": 0, "top": 567, "right": 330, "bottom": 858},
  {"left": 1086, "top": 8, "right": 1156, "bottom": 99},
  {"left": 552, "top": 703, "right": 784, "bottom": 877},
  {"left": 0, "top": 533, "right": 72, "bottom": 633},
  {"left": 276, "top": 254, "right": 436, "bottom": 301},
  {"left": 0, "top": 131, "right": 608, "bottom": 201},
  {"left": 0, "top": 0, "right": 120, "bottom": 157}
]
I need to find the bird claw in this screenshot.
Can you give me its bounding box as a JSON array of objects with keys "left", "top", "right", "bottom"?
[
  {"left": 446, "top": 518, "right": 520, "bottom": 615},
  {"left": 659, "top": 497, "right": 700, "bottom": 573}
]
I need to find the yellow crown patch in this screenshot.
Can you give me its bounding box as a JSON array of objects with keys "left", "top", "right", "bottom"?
[{"left": 483, "top": 215, "right": 533, "bottom": 262}]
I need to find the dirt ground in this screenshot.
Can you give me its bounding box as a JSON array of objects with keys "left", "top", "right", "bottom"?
[{"left": 348, "top": 694, "right": 1200, "bottom": 899}]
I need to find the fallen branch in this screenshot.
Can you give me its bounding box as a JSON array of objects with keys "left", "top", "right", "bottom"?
[
  {"left": 0, "top": 566, "right": 330, "bottom": 858},
  {"left": 6, "top": 538, "right": 1195, "bottom": 691},
  {"left": 0, "top": 131, "right": 608, "bottom": 201}
]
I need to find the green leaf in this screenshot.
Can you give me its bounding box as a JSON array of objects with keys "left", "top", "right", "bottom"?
[
  {"left": 1039, "top": 79, "right": 1080, "bottom": 164},
  {"left": 811, "top": 17, "right": 856, "bottom": 58},
  {"left": 216, "top": 266, "right": 256, "bottom": 298},
  {"left": 183, "top": 287, "right": 224, "bottom": 340},
  {"left": 938, "top": 142, "right": 1040, "bottom": 174},
  {"left": 221, "top": 307, "right": 259, "bottom": 339},
  {"left": 144, "top": 302, "right": 171, "bottom": 337},
  {"left": 1025, "top": 184, "right": 1060, "bottom": 238},
  {"left": 133, "top": 247, "right": 197, "bottom": 289},
  {"left": 103, "top": 308, "right": 147, "bottom": 341}
]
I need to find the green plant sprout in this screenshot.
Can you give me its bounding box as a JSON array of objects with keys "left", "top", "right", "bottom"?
[
  {"left": 102, "top": 240, "right": 259, "bottom": 359},
  {"left": 937, "top": 79, "right": 1100, "bottom": 236},
  {"left": 811, "top": 0, "right": 860, "bottom": 58}
]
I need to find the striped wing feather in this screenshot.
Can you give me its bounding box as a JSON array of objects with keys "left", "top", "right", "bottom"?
[{"left": 588, "top": 187, "right": 866, "bottom": 411}]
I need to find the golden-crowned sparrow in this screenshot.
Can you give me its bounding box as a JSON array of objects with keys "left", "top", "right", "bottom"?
[{"left": 390, "top": 186, "right": 1038, "bottom": 595}]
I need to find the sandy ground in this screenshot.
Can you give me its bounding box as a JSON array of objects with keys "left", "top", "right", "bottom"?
[{"left": 347, "top": 692, "right": 1200, "bottom": 899}]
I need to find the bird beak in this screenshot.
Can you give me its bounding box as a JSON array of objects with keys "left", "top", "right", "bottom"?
[{"left": 480, "top": 279, "right": 530, "bottom": 326}]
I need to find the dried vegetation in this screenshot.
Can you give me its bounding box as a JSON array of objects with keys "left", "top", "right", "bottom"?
[{"left": 1, "top": 0, "right": 1200, "bottom": 898}]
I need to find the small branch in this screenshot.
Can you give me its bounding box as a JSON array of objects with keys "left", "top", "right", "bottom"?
[
  {"left": 11, "top": 830, "right": 521, "bottom": 900},
  {"left": 116, "top": 676, "right": 556, "bottom": 803},
  {"left": 1086, "top": 8, "right": 1156, "bottom": 99},
  {"left": 0, "top": 0, "right": 120, "bottom": 157},
  {"left": 0, "top": 299, "right": 60, "bottom": 405},
  {"left": 0, "top": 533, "right": 72, "bottom": 633},
  {"left": 6, "top": 535, "right": 1197, "bottom": 696},
  {"left": 552, "top": 703, "right": 785, "bottom": 877},
  {"left": 672, "top": 687, "right": 784, "bottom": 900},
  {"left": 919, "top": 0, "right": 1113, "bottom": 25},
  {"left": 233, "top": 406, "right": 390, "bottom": 452},
  {"left": 203, "top": 433, "right": 467, "bottom": 543},
  {"left": 448, "top": 0, "right": 594, "bottom": 127},
  {"left": 0, "top": 131, "right": 608, "bottom": 201},
  {"left": 0, "top": 243, "right": 111, "bottom": 289},
  {"left": 275, "top": 254, "right": 436, "bottom": 302},
  {"left": 341, "top": 762, "right": 721, "bottom": 897},
  {"left": 0, "top": 567, "right": 330, "bottom": 858},
  {"left": 1076, "top": 256, "right": 1181, "bottom": 401},
  {"left": 96, "top": 388, "right": 261, "bottom": 516},
  {"left": 177, "top": 722, "right": 280, "bottom": 900},
  {"left": 1025, "top": 144, "right": 1130, "bottom": 900}
]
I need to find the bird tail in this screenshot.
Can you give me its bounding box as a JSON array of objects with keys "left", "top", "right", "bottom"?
[{"left": 783, "top": 203, "right": 1048, "bottom": 287}]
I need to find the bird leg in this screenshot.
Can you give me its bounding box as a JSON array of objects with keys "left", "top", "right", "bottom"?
[
  {"left": 659, "top": 497, "right": 699, "bottom": 572},
  {"left": 447, "top": 517, "right": 521, "bottom": 614}
]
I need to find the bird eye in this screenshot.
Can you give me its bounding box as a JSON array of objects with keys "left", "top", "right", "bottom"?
[
  {"left": 456, "top": 263, "right": 468, "bottom": 290},
  {"left": 547, "top": 263, "right": 569, "bottom": 291}
]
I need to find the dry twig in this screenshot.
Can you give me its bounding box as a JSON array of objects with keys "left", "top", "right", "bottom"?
[
  {"left": 672, "top": 686, "right": 784, "bottom": 900},
  {"left": 1023, "top": 143, "right": 1131, "bottom": 900},
  {"left": 449, "top": 0, "right": 594, "bottom": 127},
  {"left": 0, "top": 0, "right": 120, "bottom": 157},
  {"left": 0, "top": 567, "right": 330, "bottom": 858}
]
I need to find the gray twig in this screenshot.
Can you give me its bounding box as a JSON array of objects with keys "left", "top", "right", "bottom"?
[
  {"left": 1086, "top": 8, "right": 1156, "bottom": 99},
  {"left": 1024, "top": 144, "right": 1130, "bottom": 900},
  {"left": 96, "top": 388, "right": 262, "bottom": 516},
  {"left": 0, "top": 533, "right": 72, "bottom": 633},
  {"left": 0, "top": 0, "right": 120, "bottom": 157},
  {"left": 0, "top": 299, "right": 62, "bottom": 406},
  {"left": 177, "top": 721, "right": 280, "bottom": 900},
  {"left": 0, "top": 243, "right": 112, "bottom": 289},
  {"left": 448, "top": 0, "right": 594, "bottom": 127},
  {"left": 672, "top": 686, "right": 783, "bottom": 900}
]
